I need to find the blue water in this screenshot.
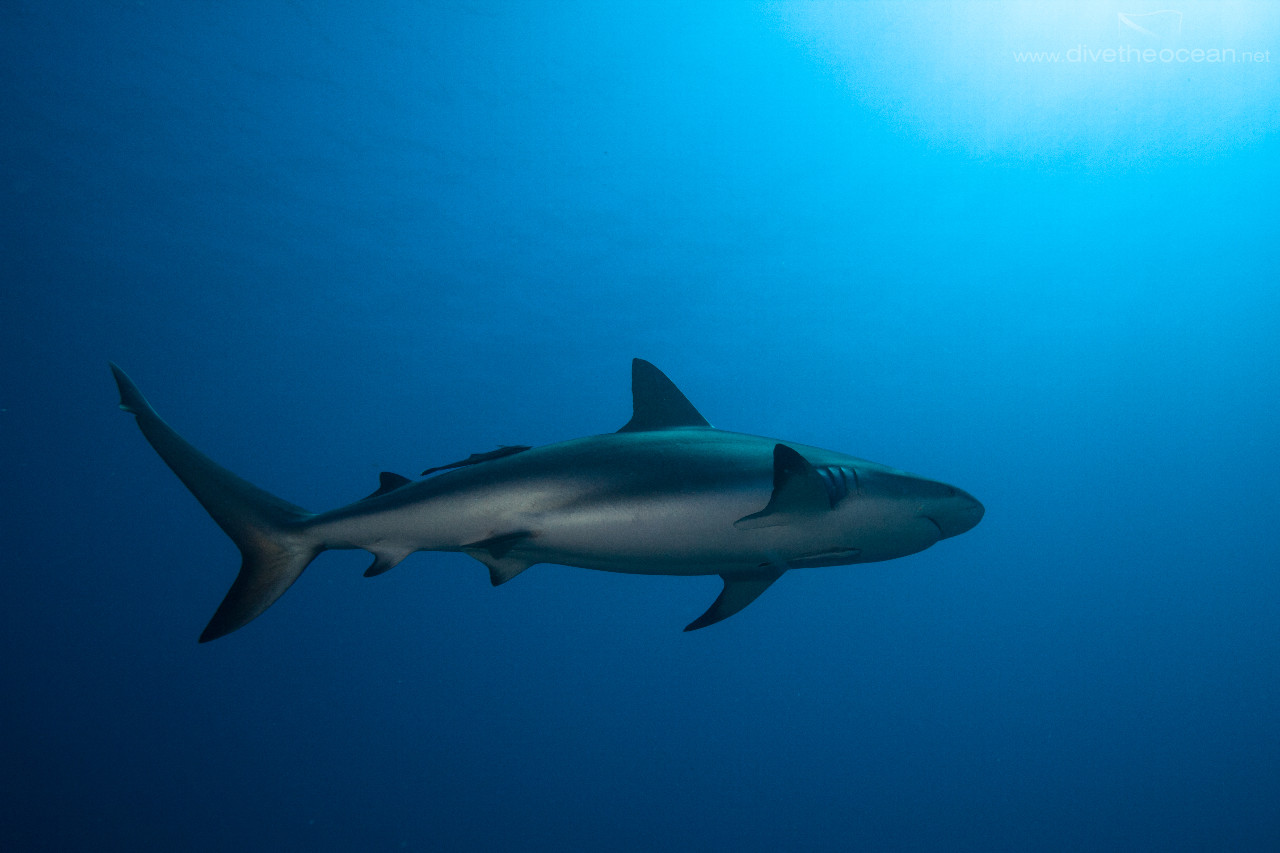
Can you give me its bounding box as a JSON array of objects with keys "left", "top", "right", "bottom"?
[{"left": 4, "top": 2, "right": 1279, "bottom": 850}]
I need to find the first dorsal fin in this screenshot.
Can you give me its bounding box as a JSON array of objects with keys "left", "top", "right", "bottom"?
[{"left": 617, "top": 359, "right": 712, "bottom": 432}]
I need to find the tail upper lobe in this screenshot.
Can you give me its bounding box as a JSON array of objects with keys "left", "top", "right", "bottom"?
[{"left": 111, "top": 364, "right": 322, "bottom": 642}]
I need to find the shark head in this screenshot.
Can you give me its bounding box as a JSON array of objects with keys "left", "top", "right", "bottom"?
[
  {"left": 889, "top": 472, "right": 985, "bottom": 540},
  {"left": 735, "top": 445, "right": 983, "bottom": 564},
  {"left": 837, "top": 466, "right": 984, "bottom": 560}
]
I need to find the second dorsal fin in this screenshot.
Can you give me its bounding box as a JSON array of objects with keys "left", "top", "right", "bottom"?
[
  {"left": 361, "top": 472, "right": 413, "bottom": 501},
  {"left": 617, "top": 359, "right": 711, "bottom": 432}
]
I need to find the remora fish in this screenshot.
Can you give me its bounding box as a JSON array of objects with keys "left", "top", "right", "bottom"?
[{"left": 111, "top": 359, "right": 983, "bottom": 641}]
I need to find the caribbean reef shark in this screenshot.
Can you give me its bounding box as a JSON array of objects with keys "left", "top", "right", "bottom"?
[{"left": 111, "top": 359, "right": 983, "bottom": 641}]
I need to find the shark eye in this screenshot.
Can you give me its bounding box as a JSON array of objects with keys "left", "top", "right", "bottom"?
[{"left": 816, "top": 466, "right": 858, "bottom": 507}]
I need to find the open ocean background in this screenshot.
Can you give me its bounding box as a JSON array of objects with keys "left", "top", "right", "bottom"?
[{"left": 4, "top": 2, "right": 1279, "bottom": 850}]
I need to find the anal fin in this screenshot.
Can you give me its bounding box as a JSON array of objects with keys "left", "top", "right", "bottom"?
[
  {"left": 684, "top": 568, "right": 785, "bottom": 631},
  {"left": 364, "top": 548, "right": 413, "bottom": 578}
]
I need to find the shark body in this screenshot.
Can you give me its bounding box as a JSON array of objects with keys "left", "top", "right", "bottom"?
[{"left": 112, "top": 359, "right": 983, "bottom": 641}]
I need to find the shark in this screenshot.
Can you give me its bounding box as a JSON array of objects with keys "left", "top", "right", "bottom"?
[{"left": 111, "top": 359, "right": 983, "bottom": 641}]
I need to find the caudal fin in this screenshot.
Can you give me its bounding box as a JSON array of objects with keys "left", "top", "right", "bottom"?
[{"left": 110, "top": 364, "right": 322, "bottom": 642}]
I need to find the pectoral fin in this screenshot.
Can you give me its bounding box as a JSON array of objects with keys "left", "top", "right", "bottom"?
[
  {"left": 734, "top": 444, "right": 832, "bottom": 529},
  {"left": 684, "top": 568, "right": 785, "bottom": 631}
]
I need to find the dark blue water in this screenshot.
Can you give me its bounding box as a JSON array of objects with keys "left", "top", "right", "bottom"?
[{"left": 4, "top": 2, "right": 1279, "bottom": 850}]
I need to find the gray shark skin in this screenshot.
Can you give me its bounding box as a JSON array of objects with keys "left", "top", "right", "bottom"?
[{"left": 111, "top": 359, "right": 983, "bottom": 641}]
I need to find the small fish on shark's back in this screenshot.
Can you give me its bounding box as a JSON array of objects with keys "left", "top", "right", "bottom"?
[{"left": 111, "top": 358, "right": 983, "bottom": 641}]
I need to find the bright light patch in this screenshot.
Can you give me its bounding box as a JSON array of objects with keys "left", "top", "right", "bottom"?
[{"left": 771, "top": 1, "right": 1280, "bottom": 166}]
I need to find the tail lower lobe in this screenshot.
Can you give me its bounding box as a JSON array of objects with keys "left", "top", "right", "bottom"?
[{"left": 111, "top": 364, "right": 322, "bottom": 642}]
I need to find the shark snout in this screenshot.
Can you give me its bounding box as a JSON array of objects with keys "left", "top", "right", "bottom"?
[{"left": 927, "top": 488, "right": 984, "bottom": 539}]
